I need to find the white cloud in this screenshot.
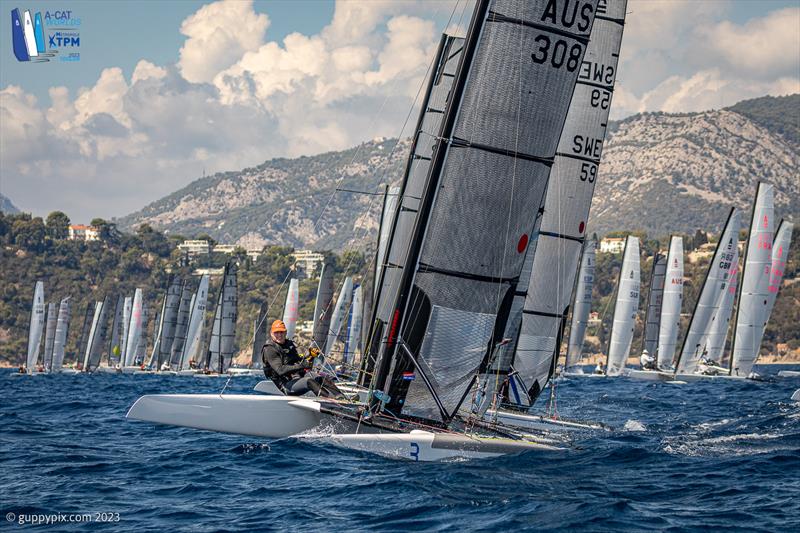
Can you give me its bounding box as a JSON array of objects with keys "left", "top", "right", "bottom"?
[
  {"left": 177, "top": 0, "right": 270, "bottom": 83},
  {"left": 698, "top": 7, "right": 800, "bottom": 77},
  {"left": 1, "top": 0, "right": 798, "bottom": 221}
]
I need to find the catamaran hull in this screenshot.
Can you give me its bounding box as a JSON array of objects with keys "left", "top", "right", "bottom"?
[
  {"left": 253, "top": 380, "right": 370, "bottom": 402},
  {"left": 126, "top": 394, "right": 564, "bottom": 461},
  {"left": 627, "top": 370, "right": 674, "bottom": 381},
  {"left": 486, "top": 410, "right": 607, "bottom": 432},
  {"left": 778, "top": 371, "right": 800, "bottom": 378},
  {"left": 126, "top": 394, "right": 323, "bottom": 438},
  {"left": 792, "top": 389, "right": 800, "bottom": 401},
  {"left": 307, "top": 430, "right": 562, "bottom": 462},
  {"left": 227, "top": 368, "right": 261, "bottom": 377}
]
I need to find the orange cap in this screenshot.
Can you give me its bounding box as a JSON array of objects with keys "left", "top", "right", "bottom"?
[{"left": 271, "top": 320, "right": 287, "bottom": 333}]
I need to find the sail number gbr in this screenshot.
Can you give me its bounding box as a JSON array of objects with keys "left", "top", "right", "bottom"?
[{"left": 531, "top": 36, "right": 583, "bottom": 72}]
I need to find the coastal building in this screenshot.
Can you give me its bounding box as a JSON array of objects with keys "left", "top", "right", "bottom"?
[
  {"left": 599, "top": 237, "right": 626, "bottom": 254},
  {"left": 291, "top": 250, "right": 325, "bottom": 278},
  {"left": 178, "top": 240, "right": 211, "bottom": 256},
  {"left": 68, "top": 224, "right": 100, "bottom": 241}
]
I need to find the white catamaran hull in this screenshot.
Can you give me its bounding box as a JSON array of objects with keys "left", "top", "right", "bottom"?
[
  {"left": 778, "top": 371, "right": 800, "bottom": 378},
  {"left": 126, "top": 394, "right": 562, "bottom": 461},
  {"left": 627, "top": 370, "right": 675, "bottom": 382},
  {"left": 307, "top": 430, "right": 562, "bottom": 461},
  {"left": 126, "top": 394, "right": 323, "bottom": 438},
  {"left": 792, "top": 389, "right": 800, "bottom": 402}
]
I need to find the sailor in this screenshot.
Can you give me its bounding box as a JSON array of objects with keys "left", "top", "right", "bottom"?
[
  {"left": 640, "top": 349, "right": 656, "bottom": 370},
  {"left": 262, "top": 320, "right": 345, "bottom": 399},
  {"left": 594, "top": 361, "right": 604, "bottom": 374}
]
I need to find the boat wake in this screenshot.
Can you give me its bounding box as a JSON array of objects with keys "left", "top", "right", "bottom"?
[{"left": 622, "top": 420, "right": 646, "bottom": 432}]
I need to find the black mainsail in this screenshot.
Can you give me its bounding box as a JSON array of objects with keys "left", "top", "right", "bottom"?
[{"left": 369, "top": 0, "right": 600, "bottom": 424}]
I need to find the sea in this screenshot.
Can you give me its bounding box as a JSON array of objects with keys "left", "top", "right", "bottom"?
[{"left": 2, "top": 366, "right": 799, "bottom": 532}]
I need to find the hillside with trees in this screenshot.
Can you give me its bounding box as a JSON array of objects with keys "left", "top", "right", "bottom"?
[{"left": 0, "top": 211, "right": 364, "bottom": 367}]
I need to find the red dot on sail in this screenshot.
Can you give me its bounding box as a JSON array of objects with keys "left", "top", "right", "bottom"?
[
  {"left": 579, "top": 221, "right": 585, "bottom": 234},
  {"left": 517, "top": 234, "right": 528, "bottom": 253}
]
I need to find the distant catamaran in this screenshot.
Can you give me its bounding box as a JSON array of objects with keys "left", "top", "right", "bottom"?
[
  {"left": 674, "top": 208, "right": 741, "bottom": 377},
  {"left": 564, "top": 240, "right": 596, "bottom": 372},
  {"left": 203, "top": 262, "right": 237, "bottom": 374},
  {"left": 729, "top": 182, "right": 774, "bottom": 377},
  {"left": 605, "top": 236, "right": 640, "bottom": 377},
  {"left": 25, "top": 281, "right": 45, "bottom": 373}
]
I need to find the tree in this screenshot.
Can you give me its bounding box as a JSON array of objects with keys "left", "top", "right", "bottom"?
[
  {"left": 46, "top": 211, "right": 71, "bottom": 239},
  {"left": 90, "top": 218, "right": 121, "bottom": 243},
  {"left": 12, "top": 216, "right": 45, "bottom": 252},
  {"left": 693, "top": 229, "right": 708, "bottom": 249}
]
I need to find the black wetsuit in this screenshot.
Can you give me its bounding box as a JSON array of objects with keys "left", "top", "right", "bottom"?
[{"left": 261, "top": 339, "right": 344, "bottom": 398}]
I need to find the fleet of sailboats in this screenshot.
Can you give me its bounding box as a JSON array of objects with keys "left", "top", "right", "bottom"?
[{"left": 9, "top": 0, "right": 797, "bottom": 463}]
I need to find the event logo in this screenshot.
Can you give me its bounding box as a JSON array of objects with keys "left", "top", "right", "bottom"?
[{"left": 10, "top": 7, "right": 81, "bottom": 63}]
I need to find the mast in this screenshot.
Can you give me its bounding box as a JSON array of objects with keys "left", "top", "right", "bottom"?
[
  {"left": 657, "top": 236, "right": 683, "bottom": 370},
  {"left": 729, "top": 183, "right": 773, "bottom": 376},
  {"left": 605, "top": 236, "right": 640, "bottom": 376},
  {"left": 374, "top": 0, "right": 600, "bottom": 423},
  {"left": 674, "top": 207, "right": 740, "bottom": 374}
]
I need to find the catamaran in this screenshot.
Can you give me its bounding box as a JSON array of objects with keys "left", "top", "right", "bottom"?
[
  {"left": 728, "top": 183, "right": 774, "bottom": 378},
  {"left": 673, "top": 208, "right": 741, "bottom": 380},
  {"left": 129, "top": 0, "right": 617, "bottom": 460},
  {"left": 197, "top": 262, "right": 237, "bottom": 377},
  {"left": 629, "top": 236, "right": 683, "bottom": 380},
  {"left": 19, "top": 281, "right": 45, "bottom": 374},
  {"left": 50, "top": 298, "right": 74, "bottom": 373},
  {"left": 563, "top": 241, "right": 596, "bottom": 374},
  {"left": 604, "top": 236, "right": 640, "bottom": 376}
]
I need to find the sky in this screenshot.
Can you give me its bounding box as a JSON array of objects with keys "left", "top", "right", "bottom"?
[{"left": 1, "top": 0, "right": 798, "bottom": 222}]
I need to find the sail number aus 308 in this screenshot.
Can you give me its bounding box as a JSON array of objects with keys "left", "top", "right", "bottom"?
[{"left": 531, "top": 36, "right": 582, "bottom": 72}]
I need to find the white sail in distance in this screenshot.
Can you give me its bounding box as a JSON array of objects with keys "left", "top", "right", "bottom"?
[
  {"left": 124, "top": 289, "right": 144, "bottom": 367},
  {"left": 181, "top": 274, "right": 209, "bottom": 370},
  {"left": 26, "top": 281, "right": 45, "bottom": 372},
  {"left": 675, "top": 208, "right": 741, "bottom": 374},
  {"left": 346, "top": 284, "right": 364, "bottom": 365},
  {"left": 325, "top": 277, "right": 353, "bottom": 356},
  {"left": 121, "top": 296, "right": 132, "bottom": 360},
  {"left": 730, "top": 183, "right": 773, "bottom": 376},
  {"left": 765, "top": 220, "right": 793, "bottom": 319},
  {"left": 657, "top": 236, "right": 683, "bottom": 369},
  {"left": 565, "top": 241, "right": 596, "bottom": 369},
  {"left": 82, "top": 301, "right": 104, "bottom": 371},
  {"left": 605, "top": 236, "right": 640, "bottom": 376},
  {"left": 507, "top": 0, "right": 628, "bottom": 401},
  {"left": 282, "top": 278, "right": 299, "bottom": 339}
]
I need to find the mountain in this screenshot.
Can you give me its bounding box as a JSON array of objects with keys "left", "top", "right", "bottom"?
[
  {"left": 119, "top": 95, "right": 799, "bottom": 247},
  {"left": 1, "top": 193, "right": 19, "bottom": 214}
]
